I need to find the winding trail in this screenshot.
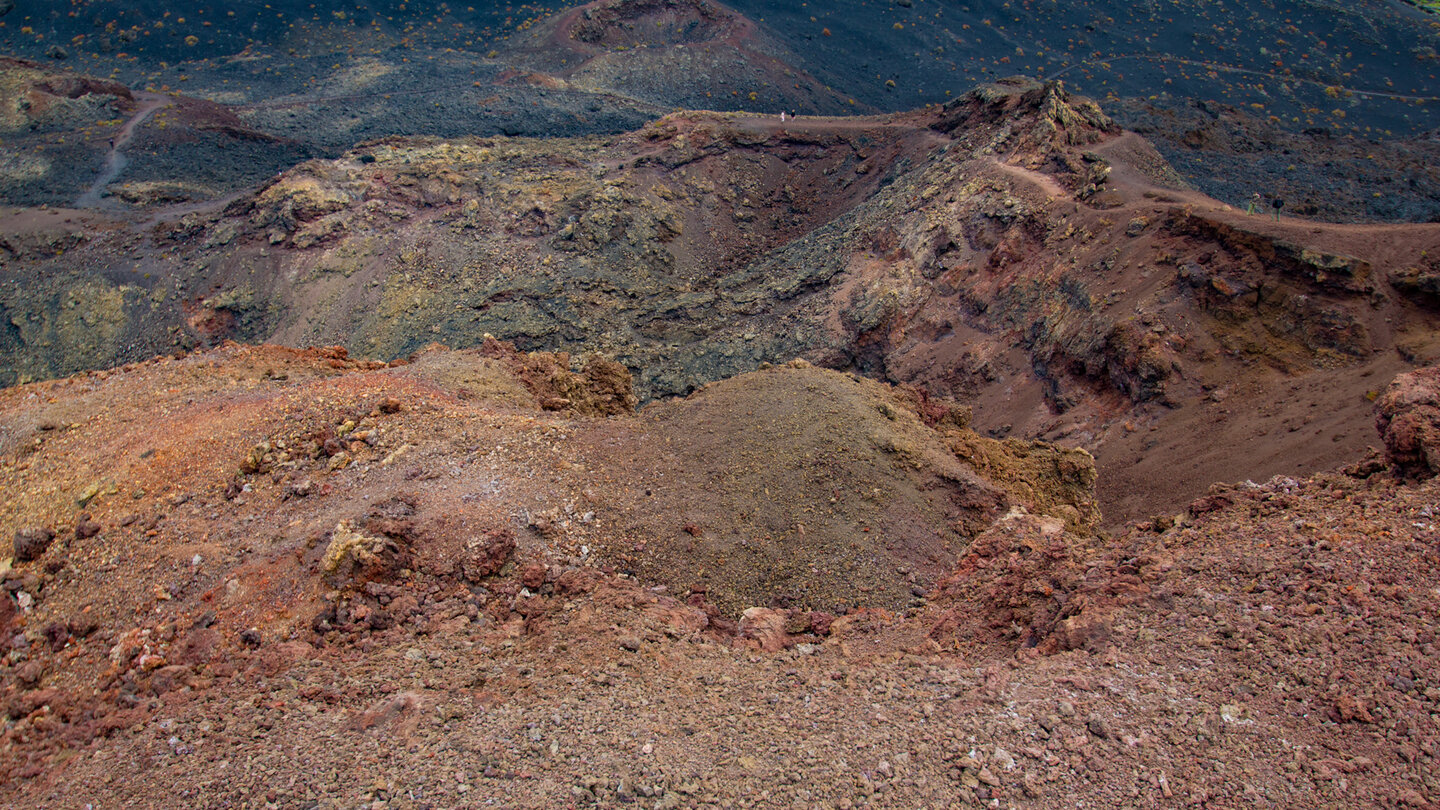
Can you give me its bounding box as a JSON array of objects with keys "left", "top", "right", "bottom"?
[
  {"left": 75, "top": 91, "right": 172, "bottom": 209},
  {"left": 992, "top": 160, "right": 1069, "bottom": 200}
]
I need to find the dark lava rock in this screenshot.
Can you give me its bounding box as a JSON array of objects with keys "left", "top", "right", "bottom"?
[
  {"left": 41, "top": 621, "right": 68, "bottom": 651},
  {"left": 12, "top": 528, "right": 55, "bottom": 562},
  {"left": 75, "top": 515, "right": 101, "bottom": 539}
]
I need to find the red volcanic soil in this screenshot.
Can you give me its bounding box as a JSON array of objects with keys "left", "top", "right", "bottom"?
[{"left": 0, "top": 342, "right": 1437, "bottom": 807}]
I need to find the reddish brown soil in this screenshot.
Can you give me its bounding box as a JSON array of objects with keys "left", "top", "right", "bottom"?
[{"left": 2, "top": 344, "right": 1437, "bottom": 807}]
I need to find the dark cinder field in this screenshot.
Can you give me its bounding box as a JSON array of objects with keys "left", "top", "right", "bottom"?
[{"left": 1, "top": 0, "right": 1437, "bottom": 219}]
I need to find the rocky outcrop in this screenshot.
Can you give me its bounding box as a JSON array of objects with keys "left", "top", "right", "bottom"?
[
  {"left": 1171, "top": 212, "right": 1374, "bottom": 294},
  {"left": 478, "top": 336, "right": 638, "bottom": 416},
  {"left": 927, "top": 509, "right": 1095, "bottom": 652},
  {"left": 1390, "top": 260, "right": 1440, "bottom": 304},
  {"left": 931, "top": 79, "right": 1118, "bottom": 153}
]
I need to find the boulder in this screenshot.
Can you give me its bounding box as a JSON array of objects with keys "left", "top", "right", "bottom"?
[
  {"left": 737, "top": 607, "right": 791, "bottom": 653},
  {"left": 1376, "top": 366, "right": 1440, "bottom": 479}
]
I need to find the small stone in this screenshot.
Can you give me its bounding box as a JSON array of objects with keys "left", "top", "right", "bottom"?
[
  {"left": 286, "top": 479, "right": 317, "bottom": 499},
  {"left": 520, "top": 563, "right": 547, "bottom": 589},
  {"left": 12, "top": 528, "right": 55, "bottom": 562},
  {"left": 1086, "top": 713, "right": 1110, "bottom": 739},
  {"left": 1398, "top": 789, "right": 1431, "bottom": 807},
  {"left": 15, "top": 660, "right": 44, "bottom": 687}
]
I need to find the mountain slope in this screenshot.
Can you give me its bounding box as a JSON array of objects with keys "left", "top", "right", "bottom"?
[{"left": 4, "top": 78, "right": 1438, "bottom": 520}]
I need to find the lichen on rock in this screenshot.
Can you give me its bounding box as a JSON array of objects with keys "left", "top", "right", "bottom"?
[{"left": 322, "top": 521, "right": 386, "bottom": 581}]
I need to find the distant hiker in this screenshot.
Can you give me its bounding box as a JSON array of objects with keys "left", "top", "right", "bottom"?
[
  {"left": 1246, "top": 193, "right": 1261, "bottom": 215},
  {"left": 780, "top": 111, "right": 787, "bottom": 123},
  {"left": 1272, "top": 197, "right": 1284, "bottom": 222}
]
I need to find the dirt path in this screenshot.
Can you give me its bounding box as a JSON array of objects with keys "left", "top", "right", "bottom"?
[
  {"left": 1093, "top": 130, "right": 1440, "bottom": 249},
  {"left": 724, "top": 112, "right": 953, "bottom": 152},
  {"left": 992, "top": 159, "right": 1069, "bottom": 199},
  {"left": 74, "top": 92, "right": 172, "bottom": 209},
  {"left": 139, "top": 187, "right": 256, "bottom": 230}
]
